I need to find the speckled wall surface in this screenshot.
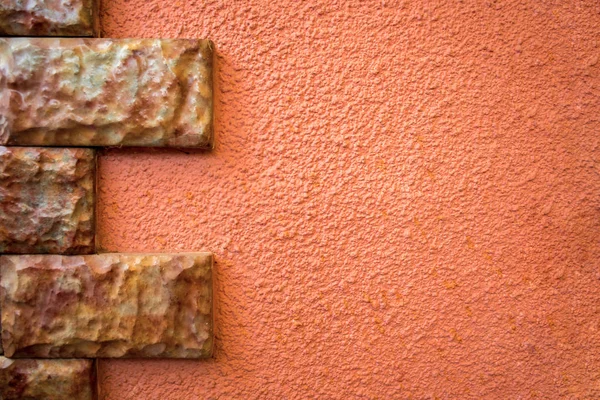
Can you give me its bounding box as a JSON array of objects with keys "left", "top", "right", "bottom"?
[{"left": 97, "top": 1, "right": 600, "bottom": 398}]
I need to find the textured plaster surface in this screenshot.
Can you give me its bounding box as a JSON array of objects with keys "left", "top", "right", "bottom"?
[
  {"left": 0, "top": 253, "right": 213, "bottom": 359},
  {"left": 97, "top": 1, "right": 600, "bottom": 399}
]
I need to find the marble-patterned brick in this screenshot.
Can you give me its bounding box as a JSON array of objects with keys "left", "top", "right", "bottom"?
[
  {"left": 1, "top": 253, "right": 213, "bottom": 358},
  {"left": 0, "top": 38, "right": 213, "bottom": 148},
  {"left": 0, "top": 0, "right": 98, "bottom": 37},
  {"left": 0, "top": 147, "right": 95, "bottom": 254},
  {"left": 0, "top": 357, "right": 96, "bottom": 400}
]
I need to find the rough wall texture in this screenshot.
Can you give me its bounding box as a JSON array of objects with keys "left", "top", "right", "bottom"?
[{"left": 97, "top": 1, "right": 600, "bottom": 399}]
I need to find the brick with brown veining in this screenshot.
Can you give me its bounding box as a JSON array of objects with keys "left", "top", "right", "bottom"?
[
  {"left": 0, "top": 0, "right": 98, "bottom": 36},
  {"left": 0, "top": 357, "right": 96, "bottom": 400},
  {"left": 0, "top": 147, "right": 95, "bottom": 254},
  {"left": 0, "top": 38, "right": 213, "bottom": 148},
  {"left": 0, "top": 253, "right": 213, "bottom": 358}
]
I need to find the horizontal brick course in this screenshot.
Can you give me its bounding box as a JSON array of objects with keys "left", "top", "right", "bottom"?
[
  {"left": 1, "top": 253, "right": 213, "bottom": 359},
  {"left": 0, "top": 38, "right": 213, "bottom": 148}
]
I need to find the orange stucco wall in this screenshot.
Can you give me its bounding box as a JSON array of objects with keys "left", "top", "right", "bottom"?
[{"left": 97, "top": 1, "right": 600, "bottom": 398}]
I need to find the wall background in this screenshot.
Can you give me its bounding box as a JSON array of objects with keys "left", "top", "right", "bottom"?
[{"left": 97, "top": 1, "right": 600, "bottom": 398}]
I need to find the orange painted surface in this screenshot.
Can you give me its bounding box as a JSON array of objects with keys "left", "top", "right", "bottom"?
[{"left": 97, "top": 1, "right": 600, "bottom": 398}]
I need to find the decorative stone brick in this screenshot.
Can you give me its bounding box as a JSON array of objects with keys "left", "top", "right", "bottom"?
[
  {"left": 0, "top": 147, "right": 95, "bottom": 255},
  {"left": 0, "top": 357, "right": 96, "bottom": 400},
  {"left": 0, "top": 38, "right": 213, "bottom": 148},
  {"left": 1, "top": 253, "right": 213, "bottom": 358},
  {"left": 0, "top": 0, "right": 98, "bottom": 37}
]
